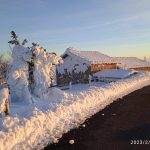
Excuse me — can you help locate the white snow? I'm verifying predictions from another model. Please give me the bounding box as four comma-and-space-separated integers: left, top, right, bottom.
0, 72, 149, 150
32, 47, 63, 99
146, 58, 150, 63
62, 82, 107, 93
63, 47, 115, 64
7, 45, 63, 103
115, 57, 150, 68
57, 47, 116, 74
57, 51, 89, 74
57, 48, 150, 75
7, 45, 32, 104
69, 139, 75, 144
93, 69, 137, 79
82, 124, 86, 127
1, 44, 150, 150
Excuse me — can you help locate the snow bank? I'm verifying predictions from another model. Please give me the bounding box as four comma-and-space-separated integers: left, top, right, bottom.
93, 69, 137, 79
0, 73, 150, 150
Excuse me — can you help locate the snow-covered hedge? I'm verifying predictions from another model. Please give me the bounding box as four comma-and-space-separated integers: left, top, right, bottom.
0, 73, 150, 150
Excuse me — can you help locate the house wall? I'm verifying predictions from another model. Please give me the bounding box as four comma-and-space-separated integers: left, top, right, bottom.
90, 63, 118, 73
131, 67, 150, 71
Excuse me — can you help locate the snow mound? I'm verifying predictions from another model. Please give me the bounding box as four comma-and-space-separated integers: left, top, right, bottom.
0, 73, 150, 150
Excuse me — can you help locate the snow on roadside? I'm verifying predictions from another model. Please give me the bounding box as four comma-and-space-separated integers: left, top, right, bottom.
0, 72, 150, 150
93, 69, 137, 79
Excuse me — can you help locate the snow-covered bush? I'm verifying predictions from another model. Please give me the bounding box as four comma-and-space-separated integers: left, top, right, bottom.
7, 45, 33, 104
7, 31, 63, 104
32, 46, 63, 98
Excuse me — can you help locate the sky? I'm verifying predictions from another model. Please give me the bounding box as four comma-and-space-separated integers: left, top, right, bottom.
0, 0, 150, 59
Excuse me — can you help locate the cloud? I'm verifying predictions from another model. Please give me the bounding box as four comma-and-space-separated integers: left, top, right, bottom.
23, 13, 148, 39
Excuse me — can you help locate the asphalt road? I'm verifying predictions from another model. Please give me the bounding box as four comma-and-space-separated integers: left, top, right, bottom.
45, 85, 150, 150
